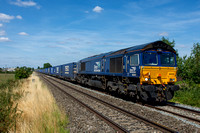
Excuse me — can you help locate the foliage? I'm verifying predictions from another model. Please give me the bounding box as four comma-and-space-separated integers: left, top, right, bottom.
178, 43, 200, 84
43, 63, 52, 69
0, 80, 22, 132
161, 37, 179, 56
15, 67, 33, 79
161, 37, 175, 48
171, 81, 200, 107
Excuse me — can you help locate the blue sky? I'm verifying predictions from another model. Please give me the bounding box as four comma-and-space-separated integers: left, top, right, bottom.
0, 0, 200, 68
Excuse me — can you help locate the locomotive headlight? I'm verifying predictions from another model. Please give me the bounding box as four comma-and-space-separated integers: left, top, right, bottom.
170, 78, 175, 82
145, 78, 148, 81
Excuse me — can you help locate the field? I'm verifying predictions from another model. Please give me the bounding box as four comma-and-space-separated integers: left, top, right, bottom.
0, 73, 15, 85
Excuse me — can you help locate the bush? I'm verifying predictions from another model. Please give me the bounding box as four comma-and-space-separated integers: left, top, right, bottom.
171, 81, 200, 107
15, 67, 32, 80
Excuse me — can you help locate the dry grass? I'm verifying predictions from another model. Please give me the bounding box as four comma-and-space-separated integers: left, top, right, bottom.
11, 73, 69, 133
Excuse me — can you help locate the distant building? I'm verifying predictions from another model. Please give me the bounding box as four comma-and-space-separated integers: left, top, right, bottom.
7, 68, 15, 72
1, 68, 16, 72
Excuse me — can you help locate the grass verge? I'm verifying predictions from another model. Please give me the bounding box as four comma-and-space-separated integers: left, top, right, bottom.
10, 73, 69, 133
170, 81, 200, 107
0, 79, 23, 132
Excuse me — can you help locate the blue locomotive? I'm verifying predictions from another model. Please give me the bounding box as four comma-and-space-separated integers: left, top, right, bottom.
38, 41, 179, 102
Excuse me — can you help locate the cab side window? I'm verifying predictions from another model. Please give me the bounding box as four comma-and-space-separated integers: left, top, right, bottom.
130, 54, 139, 66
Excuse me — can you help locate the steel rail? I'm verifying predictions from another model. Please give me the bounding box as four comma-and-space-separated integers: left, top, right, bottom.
41, 76, 129, 133
42, 74, 178, 133
166, 103, 200, 115
144, 104, 200, 124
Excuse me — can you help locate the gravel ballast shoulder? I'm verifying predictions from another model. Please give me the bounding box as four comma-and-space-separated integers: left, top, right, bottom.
42, 77, 116, 132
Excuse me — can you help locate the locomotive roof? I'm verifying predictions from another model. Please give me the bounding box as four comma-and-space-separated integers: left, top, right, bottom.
80, 40, 176, 62
126, 40, 176, 53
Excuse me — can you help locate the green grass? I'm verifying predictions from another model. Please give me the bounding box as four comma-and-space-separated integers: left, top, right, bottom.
0, 73, 15, 85
170, 81, 200, 107
41, 103, 69, 133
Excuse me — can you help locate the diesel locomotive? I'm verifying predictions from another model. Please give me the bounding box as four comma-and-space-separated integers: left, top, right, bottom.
38, 41, 179, 102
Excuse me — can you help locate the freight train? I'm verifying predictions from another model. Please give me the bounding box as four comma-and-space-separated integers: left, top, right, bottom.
37, 41, 179, 102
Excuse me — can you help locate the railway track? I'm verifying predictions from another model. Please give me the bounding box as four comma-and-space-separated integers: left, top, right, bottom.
41, 75, 128, 133
59, 75, 200, 124
40, 74, 177, 133
144, 104, 200, 124
166, 103, 200, 115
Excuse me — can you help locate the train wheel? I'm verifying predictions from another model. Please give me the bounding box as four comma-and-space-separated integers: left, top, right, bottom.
164, 90, 174, 101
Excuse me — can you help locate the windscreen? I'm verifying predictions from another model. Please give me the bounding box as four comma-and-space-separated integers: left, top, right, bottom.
161, 53, 175, 66
143, 52, 158, 65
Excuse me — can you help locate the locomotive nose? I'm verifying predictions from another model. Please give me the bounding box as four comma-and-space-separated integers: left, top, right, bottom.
141, 66, 177, 85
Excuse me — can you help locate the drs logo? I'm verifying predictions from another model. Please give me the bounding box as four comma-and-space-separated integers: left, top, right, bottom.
65, 66, 69, 74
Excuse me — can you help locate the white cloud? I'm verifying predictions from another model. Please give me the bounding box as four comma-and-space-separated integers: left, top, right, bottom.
16, 15, 22, 19
93, 6, 103, 13
0, 13, 15, 22
10, 0, 39, 8
159, 32, 169, 36
18, 32, 29, 36
0, 30, 6, 36
0, 37, 10, 42
0, 23, 3, 27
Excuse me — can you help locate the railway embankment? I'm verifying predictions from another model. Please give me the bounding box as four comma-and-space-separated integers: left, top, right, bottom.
0, 72, 69, 133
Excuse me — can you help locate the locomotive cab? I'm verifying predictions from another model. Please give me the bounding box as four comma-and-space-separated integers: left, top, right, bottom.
141, 50, 177, 84
138, 49, 179, 102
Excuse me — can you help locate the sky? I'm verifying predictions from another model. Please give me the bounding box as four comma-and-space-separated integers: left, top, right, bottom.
0, 0, 200, 68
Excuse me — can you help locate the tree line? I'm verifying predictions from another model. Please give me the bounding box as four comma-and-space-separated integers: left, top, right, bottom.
37, 63, 52, 69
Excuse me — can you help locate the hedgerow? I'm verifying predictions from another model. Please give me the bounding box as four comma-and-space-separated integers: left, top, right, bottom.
0, 80, 23, 132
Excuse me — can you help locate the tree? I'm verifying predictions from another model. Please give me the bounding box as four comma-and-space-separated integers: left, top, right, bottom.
43, 63, 52, 69
187, 43, 200, 83
161, 37, 178, 55
15, 67, 33, 79
161, 37, 175, 48
177, 42, 200, 84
